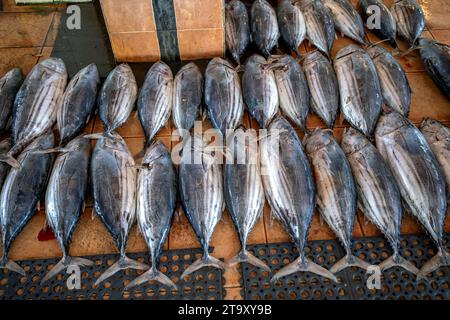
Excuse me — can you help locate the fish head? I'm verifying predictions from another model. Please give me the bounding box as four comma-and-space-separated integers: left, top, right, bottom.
335, 44, 364, 61
151, 61, 173, 80
39, 57, 67, 75
81, 63, 100, 83
375, 110, 410, 137
303, 50, 326, 67
366, 45, 388, 60
420, 118, 448, 143
304, 128, 335, 154
179, 62, 200, 75
143, 140, 170, 165
341, 127, 371, 156
246, 54, 267, 68
418, 37, 436, 49
98, 132, 128, 152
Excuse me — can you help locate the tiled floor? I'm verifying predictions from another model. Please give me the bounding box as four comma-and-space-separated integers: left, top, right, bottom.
0, 0, 449, 300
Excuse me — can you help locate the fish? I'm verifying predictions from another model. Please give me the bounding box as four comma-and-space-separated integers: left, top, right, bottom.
375, 110, 448, 278
420, 118, 450, 199
268, 54, 310, 131
0, 139, 11, 188
173, 62, 203, 133
41, 135, 93, 284
204, 58, 244, 136
98, 64, 137, 135
224, 127, 269, 272
277, 0, 306, 54
1, 58, 66, 168
303, 50, 339, 128
359, 0, 397, 47
57, 64, 100, 146
179, 134, 225, 277
225, 0, 250, 65
242, 54, 278, 128
342, 127, 419, 274
367, 45, 411, 116
334, 45, 382, 136
138, 62, 173, 145
305, 128, 370, 273
260, 117, 336, 281
323, 0, 366, 44
300, 0, 335, 56
250, 0, 279, 56
418, 38, 450, 100
0, 132, 55, 275
0, 68, 23, 136
91, 133, 147, 285
126, 141, 177, 290
390, 0, 425, 45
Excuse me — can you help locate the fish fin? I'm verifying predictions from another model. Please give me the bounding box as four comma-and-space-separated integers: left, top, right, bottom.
94, 255, 149, 286
0, 258, 26, 276
271, 256, 337, 283
41, 256, 94, 285
181, 253, 225, 278
228, 249, 271, 272
417, 249, 450, 280
0, 154, 20, 169
379, 253, 419, 275
330, 253, 371, 273
83, 133, 104, 140
125, 267, 177, 290
30, 147, 70, 154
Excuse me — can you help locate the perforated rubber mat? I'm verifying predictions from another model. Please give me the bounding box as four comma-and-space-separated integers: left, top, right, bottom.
242, 233, 450, 300
0, 248, 225, 300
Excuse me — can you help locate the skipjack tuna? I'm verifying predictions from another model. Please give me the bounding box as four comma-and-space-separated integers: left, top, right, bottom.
305, 129, 370, 274
375, 111, 448, 278
359, 0, 397, 47
225, 0, 250, 65
342, 127, 419, 274
0, 68, 23, 136
0, 139, 11, 188
251, 0, 280, 56
277, 0, 306, 55
390, 0, 425, 45
261, 117, 337, 281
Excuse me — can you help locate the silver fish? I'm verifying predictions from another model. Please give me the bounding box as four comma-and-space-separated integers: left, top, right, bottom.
126, 141, 177, 290
225, 0, 250, 65
261, 117, 336, 281
391, 0, 425, 45
205, 58, 244, 136
91, 133, 147, 285
41, 135, 93, 284
303, 50, 339, 128
242, 54, 278, 128
98, 64, 137, 134
0, 139, 11, 188
138, 62, 173, 145
173, 62, 203, 133
224, 127, 269, 271
367, 45, 411, 116
375, 111, 448, 278
359, 0, 397, 47
0, 68, 23, 136
342, 127, 419, 274
0, 132, 55, 275
277, 0, 306, 54
334, 45, 382, 136
251, 0, 280, 56
305, 129, 370, 273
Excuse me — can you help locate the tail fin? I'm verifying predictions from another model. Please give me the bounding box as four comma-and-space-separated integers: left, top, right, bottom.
228, 249, 271, 272
379, 253, 419, 275
271, 256, 337, 283
41, 256, 94, 285
330, 253, 371, 274
417, 248, 450, 280
94, 255, 148, 286
0, 154, 20, 169
125, 266, 177, 290
0, 257, 26, 276
181, 253, 225, 279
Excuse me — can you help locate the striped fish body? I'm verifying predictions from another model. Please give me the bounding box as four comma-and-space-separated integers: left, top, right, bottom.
173, 63, 203, 132
225, 0, 250, 65
271, 55, 310, 131
334, 45, 382, 136
0, 68, 23, 136
300, 0, 335, 56
242, 55, 278, 128
359, 0, 397, 47
58, 64, 99, 146
0, 139, 11, 188
91, 133, 137, 255
324, 0, 366, 44
45, 136, 91, 254
277, 0, 306, 53
367, 45, 411, 116
420, 118, 450, 199
98, 64, 137, 134
251, 0, 279, 56
418, 38, 450, 100
303, 51, 339, 128
11, 58, 66, 155
205, 58, 244, 136
375, 111, 447, 247
138, 62, 173, 144
391, 0, 425, 45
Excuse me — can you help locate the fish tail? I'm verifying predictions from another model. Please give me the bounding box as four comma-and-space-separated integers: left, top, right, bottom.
0, 256, 26, 276
125, 266, 177, 290
41, 256, 94, 285
270, 256, 337, 283
180, 252, 225, 279
0, 153, 20, 169
379, 252, 419, 275
330, 253, 371, 274
417, 248, 450, 280
228, 249, 271, 272
94, 255, 148, 286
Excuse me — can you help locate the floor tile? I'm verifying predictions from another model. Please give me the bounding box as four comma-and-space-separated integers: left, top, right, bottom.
225, 286, 243, 300
0, 47, 39, 75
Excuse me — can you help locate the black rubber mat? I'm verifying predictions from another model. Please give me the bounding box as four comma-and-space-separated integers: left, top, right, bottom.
242, 233, 449, 300
0, 248, 225, 300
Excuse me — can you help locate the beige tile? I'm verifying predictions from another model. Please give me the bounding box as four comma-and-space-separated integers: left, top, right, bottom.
168, 208, 200, 250
100, 0, 156, 33
173, 0, 223, 30
419, 0, 450, 30
429, 29, 450, 44
109, 32, 160, 62
224, 287, 243, 300
45, 10, 62, 47
178, 29, 224, 61
0, 47, 39, 76
1, 0, 58, 12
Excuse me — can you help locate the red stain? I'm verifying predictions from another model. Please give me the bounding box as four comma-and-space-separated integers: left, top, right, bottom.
38, 225, 56, 241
